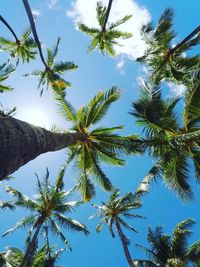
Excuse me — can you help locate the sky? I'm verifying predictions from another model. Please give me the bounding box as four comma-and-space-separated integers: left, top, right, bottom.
0, 0, 200, 266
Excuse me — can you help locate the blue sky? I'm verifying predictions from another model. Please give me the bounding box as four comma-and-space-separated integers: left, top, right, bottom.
0, 0, 200, 266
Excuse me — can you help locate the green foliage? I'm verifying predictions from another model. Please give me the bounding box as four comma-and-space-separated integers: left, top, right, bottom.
78, 1, 132, 56
130, 75, 200, 200
23, 38, 78, 94
0, 62, 15, 93
0, 28, 37, 64
0, 245, 64, 267
137, 8, 200, 84
2, 168, 89, 254
133, 219, 200, 266
91, 189, 145, 241
55, 86, 138, 201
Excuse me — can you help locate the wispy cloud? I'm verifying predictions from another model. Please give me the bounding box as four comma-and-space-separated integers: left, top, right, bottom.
31, 9, 41, 17
67, 0, 151, 61
167, 82, 186, 97
47, 0, 60, 10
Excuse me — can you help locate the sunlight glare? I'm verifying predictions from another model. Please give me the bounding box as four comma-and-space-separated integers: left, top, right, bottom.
16, 106, 52, 129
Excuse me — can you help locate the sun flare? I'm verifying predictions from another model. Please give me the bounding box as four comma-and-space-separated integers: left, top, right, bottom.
16, 107, 51, 129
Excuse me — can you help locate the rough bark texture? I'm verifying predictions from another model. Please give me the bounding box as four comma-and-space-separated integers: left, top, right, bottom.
116, 219, 134, 267
0, 113, 86, 180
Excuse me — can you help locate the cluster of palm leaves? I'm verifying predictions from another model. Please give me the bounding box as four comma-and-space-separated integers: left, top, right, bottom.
133, 219, 200, 266
1, 167, 88, 267
129, 72, 200, 200
137, 8, 200, 84
23, 37, 78, 95
55, 86, 138, 201
78, 1, 132, 56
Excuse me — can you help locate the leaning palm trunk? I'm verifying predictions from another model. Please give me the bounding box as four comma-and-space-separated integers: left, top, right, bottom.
169, 25, 200, 55
19, 216, 45, 267
116, 219, 134, 267
0, 113, 86, 180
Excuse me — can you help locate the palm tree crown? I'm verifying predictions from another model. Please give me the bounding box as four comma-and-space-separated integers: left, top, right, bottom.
137, 8, 200, 84
130, 74, 200, 200
55, 87, 137, 201
91, 189, 145, 267
91, 189, 144, 236
2, 168, 89, 266
0, 27, 37, 64
78, 1, 132, 56
133, 219, 200, 266
24, 38, 78, 95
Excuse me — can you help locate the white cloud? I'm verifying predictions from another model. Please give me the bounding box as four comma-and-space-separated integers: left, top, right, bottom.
31, 9, 41, 17
47, 0, 60, 10
116, 56, 126, 69
67, 0, 151, 60
167, 82, 186, 97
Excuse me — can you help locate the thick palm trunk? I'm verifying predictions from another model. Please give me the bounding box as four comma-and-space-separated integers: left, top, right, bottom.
102, 0, 114, 32
19, 216, 45, 267
116, 220, 134, 267
169, 25, 200, 55
0, 113, 86, 180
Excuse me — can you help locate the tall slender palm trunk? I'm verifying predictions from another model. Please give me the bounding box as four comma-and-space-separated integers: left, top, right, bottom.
169, 25, 200, 55
102, 0, 114, 32
22, 0, 48, 68
19, 216, 45, 267
0, 15, 19, 42
115, 219, 134, 267
0, 113, 86, 180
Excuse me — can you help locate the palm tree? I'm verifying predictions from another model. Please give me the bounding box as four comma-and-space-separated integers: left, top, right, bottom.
133, 219, 200, 266
21, 0, 77, 94
23, 37, 78, 95
129, 74, 200, 200
137, 8, 200, 84
0, 245, 64, 267
0, 14, 37, 64
78, 1, 132, 56
0, 87, 135, 186
0, 62, 15, 93
2, 167, 89, 267
91, 189, 145, 267
56, 86, 137, 200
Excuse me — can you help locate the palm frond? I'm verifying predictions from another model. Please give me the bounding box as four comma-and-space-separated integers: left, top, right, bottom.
54, 213, 89, 235
49, 218, 72, 251
2, 216, 37, 237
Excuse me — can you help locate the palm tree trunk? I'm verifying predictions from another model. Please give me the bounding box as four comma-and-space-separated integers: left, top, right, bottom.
115, 219, 134, 267
135, 160, 161, 197
22, 0, 48, 69
19, 216, 45, 267
0, 15, 19, 42
102, 0, 114, 32
169, 25, 200, 55
0, 113, 86, 180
